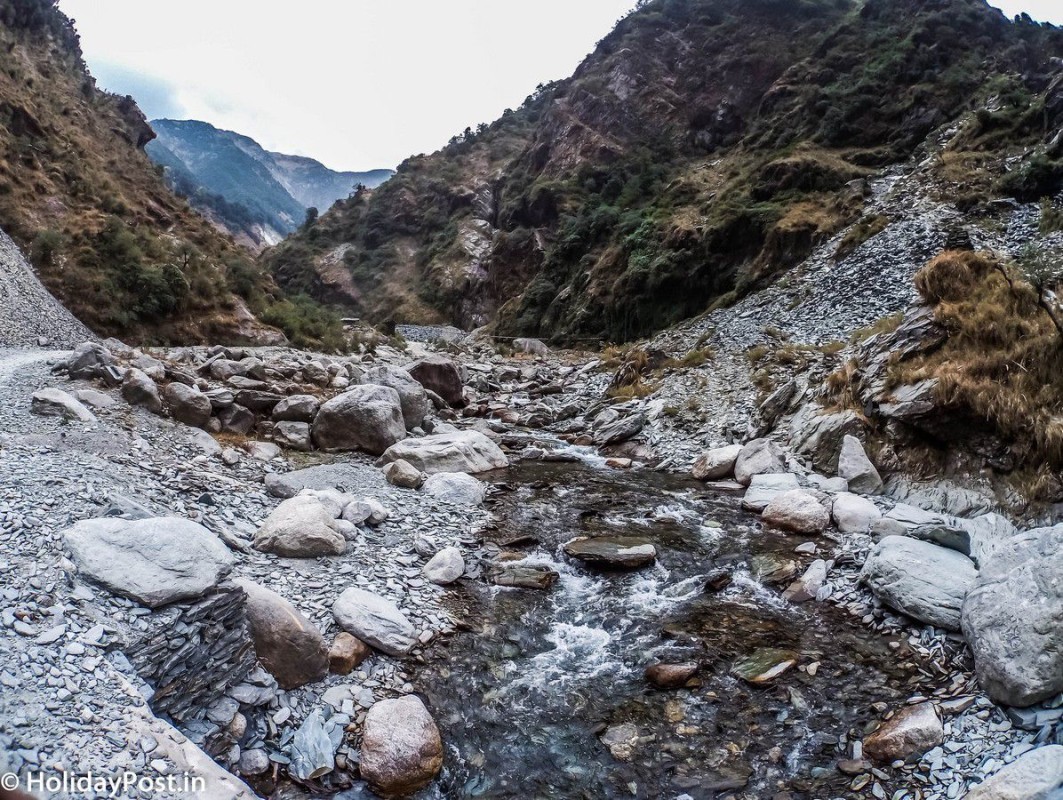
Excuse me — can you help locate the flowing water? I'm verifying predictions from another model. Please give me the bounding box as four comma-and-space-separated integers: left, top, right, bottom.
417, 457, 934, 799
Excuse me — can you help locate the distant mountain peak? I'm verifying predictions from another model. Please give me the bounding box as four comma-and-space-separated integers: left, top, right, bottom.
147, 119, 393, 249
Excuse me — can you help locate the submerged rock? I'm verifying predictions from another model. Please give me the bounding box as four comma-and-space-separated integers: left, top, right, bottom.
862, 702, 943, 763
488, 562, 559, 590
601, 723, 640, 761
563, 536, 657, 569
360, 695, 443, 796
645, 662, 698, 689
732, 648, 798, 685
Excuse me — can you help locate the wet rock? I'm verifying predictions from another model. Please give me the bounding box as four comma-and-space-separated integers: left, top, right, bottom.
423, 547, 465, 585
31, 388, 96, 423
289, 709, 336, 781
121, 367, 163, 414
831, 492, 882, 533
162, 382, 212, 428
63, 517, 233, 608
750, 553, 799, 585
732, 648, 797, 685
862, 702, 943, 763
601, 723, 640, 761
253, 496, 347, 558
645, 662, 698, 689
329, 632, 371, 675
232, 579, 328, 690
963, 524, 1063, 707
861, 536, 976, 631
378, 431, 508, 474
407, 355, 465, 407
360, 695, 443, 796
692, 444, 743, 481
421, 472, 486, 505
734, 438, 787, 486
762, 490, 830, 535
704, 568, 733, 592
383, 459, 426, 489
488, 562, 559, 590
362, 365, 430, 430
563, 536, 657, 569
271, 394, 320, 423
333, 587, 417, 656
312, 384, 407, 455
741, 472, 801, 512
836, 435, 883, 494
783, 559, 828, 603
965, 744, 1063, 799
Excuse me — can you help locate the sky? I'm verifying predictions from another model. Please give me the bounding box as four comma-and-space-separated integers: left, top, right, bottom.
57, 1, 1062, 173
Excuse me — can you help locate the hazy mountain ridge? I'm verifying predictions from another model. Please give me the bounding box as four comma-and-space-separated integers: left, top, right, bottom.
265, 0, 1063, 342
148, 118, 392, 248
0, 0, 286, 344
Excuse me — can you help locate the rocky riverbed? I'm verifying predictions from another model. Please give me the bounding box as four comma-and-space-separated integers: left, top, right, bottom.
0, 334, 1060, 800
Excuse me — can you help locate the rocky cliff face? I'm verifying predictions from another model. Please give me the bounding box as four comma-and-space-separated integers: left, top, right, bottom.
266, 0, 1063, 343
148, 119, 393, 249
0, 0, 284, 345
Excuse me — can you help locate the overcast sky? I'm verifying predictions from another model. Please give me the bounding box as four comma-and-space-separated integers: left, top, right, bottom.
58, 0, 1062, 173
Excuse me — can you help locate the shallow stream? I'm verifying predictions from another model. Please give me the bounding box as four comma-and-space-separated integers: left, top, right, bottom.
418, 458, 934, 799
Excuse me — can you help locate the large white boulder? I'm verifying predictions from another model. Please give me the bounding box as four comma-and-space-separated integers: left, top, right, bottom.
421, 472, 486, 505
836, 435, 883, 494
311, 384, 406, 455
63, 517, 233, 608
761, 490, 830, 535
253, 496, 347, 557
378, 431, 508, 474
691, 444, 743, 481
861, 536, 977, 631
832, 492, 882, 533
962, 524, 1063, 707
734, 438, 786, 486
333, 587, 417, 656
360, 695, 443, 795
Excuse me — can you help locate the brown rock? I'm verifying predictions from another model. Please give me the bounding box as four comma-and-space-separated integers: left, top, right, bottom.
360, 695, 443, 796
407, 355, 465, 407
863, 702, 943, 763
232, 578, 328, 690
645, 662, 698, 689
329, 632, 370, 675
